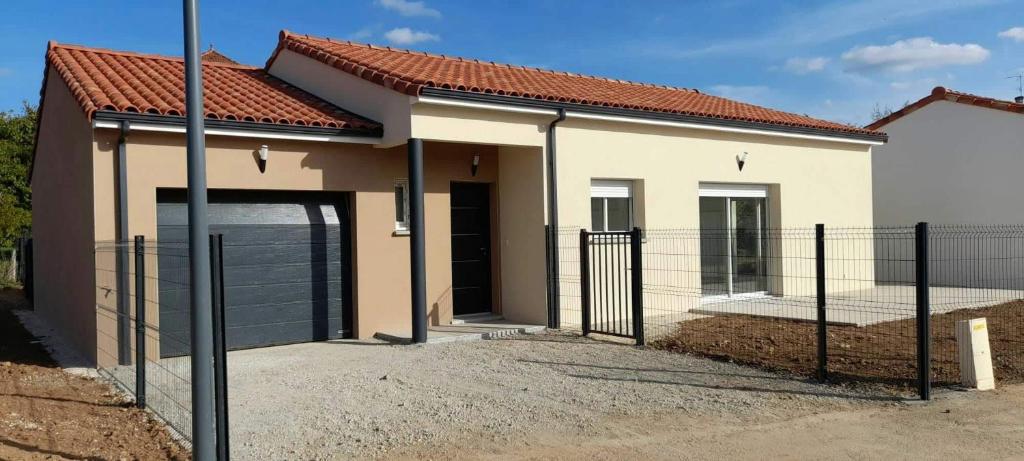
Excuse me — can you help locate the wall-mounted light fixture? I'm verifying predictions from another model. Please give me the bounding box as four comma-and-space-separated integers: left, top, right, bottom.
736, 151, 748, 171
471, 154, 480, 177
258, 145, 269, 173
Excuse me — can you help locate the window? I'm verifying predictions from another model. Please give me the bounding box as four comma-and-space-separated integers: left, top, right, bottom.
590, 180, 633, 232
394, 180, 410, 233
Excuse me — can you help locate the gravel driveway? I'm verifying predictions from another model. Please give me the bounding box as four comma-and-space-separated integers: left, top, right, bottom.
228, 331, 895, 459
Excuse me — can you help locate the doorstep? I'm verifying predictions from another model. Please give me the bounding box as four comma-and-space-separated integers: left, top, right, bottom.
373, 319, 546, 345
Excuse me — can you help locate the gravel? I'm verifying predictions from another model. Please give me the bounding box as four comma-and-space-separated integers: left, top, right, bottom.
228, 331, 896, 460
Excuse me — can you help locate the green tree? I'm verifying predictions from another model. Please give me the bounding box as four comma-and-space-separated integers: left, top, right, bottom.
0, 103, 36, 247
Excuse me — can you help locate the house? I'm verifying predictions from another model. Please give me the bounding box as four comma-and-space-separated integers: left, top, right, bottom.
869, 86, 1024, 288
31, 31, 886, 367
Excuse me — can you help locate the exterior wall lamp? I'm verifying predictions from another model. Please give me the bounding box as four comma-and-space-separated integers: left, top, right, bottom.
258, 145, 269, 173
471, 154, 480, 177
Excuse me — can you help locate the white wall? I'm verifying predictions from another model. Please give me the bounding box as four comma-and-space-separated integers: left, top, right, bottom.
873, 100, 1024, 226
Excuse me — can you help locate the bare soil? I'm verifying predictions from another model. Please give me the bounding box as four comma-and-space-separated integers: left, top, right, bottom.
652, 300, 1024, 387
0, 289, 189, 460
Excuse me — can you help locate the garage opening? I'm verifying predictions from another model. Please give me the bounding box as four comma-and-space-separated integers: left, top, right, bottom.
156, 190, 353, 357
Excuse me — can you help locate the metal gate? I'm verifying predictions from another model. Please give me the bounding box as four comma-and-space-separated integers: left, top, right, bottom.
579, 228, 645, 345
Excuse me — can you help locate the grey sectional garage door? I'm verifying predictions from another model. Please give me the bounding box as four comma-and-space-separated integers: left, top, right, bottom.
157, 190, 352, 357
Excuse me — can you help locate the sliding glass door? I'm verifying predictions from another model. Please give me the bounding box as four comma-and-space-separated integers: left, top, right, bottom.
699, 188, 769, 298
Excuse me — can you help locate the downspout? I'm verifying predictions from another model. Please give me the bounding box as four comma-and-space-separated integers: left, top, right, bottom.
545, 109, 567, 329
116, 120, 131, 365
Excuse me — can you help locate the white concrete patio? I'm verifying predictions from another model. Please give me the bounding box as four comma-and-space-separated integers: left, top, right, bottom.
691, 285, 1022, 326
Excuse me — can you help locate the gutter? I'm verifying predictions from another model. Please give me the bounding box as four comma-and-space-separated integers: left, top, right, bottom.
545, 108, 567, 329
417, 89, 887, 145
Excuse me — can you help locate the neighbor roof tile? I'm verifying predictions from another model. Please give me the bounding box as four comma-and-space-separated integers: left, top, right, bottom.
45, 41, 381, 132
270, 30, 879, 138
866, 86, 1024, 130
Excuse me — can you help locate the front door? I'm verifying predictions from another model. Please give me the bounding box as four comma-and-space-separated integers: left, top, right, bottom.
450, 182, 493, 315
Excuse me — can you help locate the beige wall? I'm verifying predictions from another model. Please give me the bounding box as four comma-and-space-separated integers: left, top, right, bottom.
268, 50, 412, 147
31, 68, 98, 365
89, 129, 516, 366
496, 146, 548, 324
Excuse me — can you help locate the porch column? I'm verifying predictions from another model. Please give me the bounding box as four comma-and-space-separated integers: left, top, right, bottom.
408, 138, 428, 343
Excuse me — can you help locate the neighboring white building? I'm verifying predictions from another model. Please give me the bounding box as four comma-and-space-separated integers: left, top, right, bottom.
870, 87, 1024, 288
870, 87, 1024, 226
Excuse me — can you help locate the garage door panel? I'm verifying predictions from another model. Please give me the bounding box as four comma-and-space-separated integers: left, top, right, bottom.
157, 191, 352, 357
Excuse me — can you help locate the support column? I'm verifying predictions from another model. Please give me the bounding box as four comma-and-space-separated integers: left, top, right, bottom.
408, 138, 428, 343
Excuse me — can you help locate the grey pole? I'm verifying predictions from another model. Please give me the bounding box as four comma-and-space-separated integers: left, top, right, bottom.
408, 138, 427, 343
183, 0, 215, 458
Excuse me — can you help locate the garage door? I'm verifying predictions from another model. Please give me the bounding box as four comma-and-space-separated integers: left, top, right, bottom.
156, 190, 353, 357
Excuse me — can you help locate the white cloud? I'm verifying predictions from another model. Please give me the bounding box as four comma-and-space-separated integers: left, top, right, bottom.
889, 77, 938, 91
348, 27, 375, 41
841, 37, 989, 73
375, 0, 441, 18
998, 26, 1024, 42
383, 28, 440, 45
782, 57, 829, 74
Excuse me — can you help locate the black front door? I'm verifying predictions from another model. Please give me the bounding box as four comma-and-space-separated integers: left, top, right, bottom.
450, 182, 492, 315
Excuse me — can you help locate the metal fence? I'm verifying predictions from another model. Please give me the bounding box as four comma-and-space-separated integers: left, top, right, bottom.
95, 235, 231, 452
555, 224, 1024, 398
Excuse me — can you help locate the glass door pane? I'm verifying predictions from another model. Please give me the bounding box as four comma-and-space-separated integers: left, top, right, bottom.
730, 197, 768, 294
699, 197, 730, 296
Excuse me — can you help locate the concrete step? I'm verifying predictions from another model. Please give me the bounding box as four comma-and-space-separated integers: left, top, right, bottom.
451, 313, 503, 325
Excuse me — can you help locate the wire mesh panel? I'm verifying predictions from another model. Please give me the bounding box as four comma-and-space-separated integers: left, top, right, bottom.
927, 226, 1024, 385
95, 240, 193, 444
643, 228, 821, 377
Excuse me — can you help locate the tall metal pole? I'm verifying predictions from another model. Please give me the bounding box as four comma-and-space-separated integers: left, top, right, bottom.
408, 138, 427, 343
183, 0, 215, 458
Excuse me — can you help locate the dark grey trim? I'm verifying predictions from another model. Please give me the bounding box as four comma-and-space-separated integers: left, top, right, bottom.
408, 138, 427, 343
116, 121, 131, 365
420, 88, 887, 143
93, 110, 384, 138
545, 109, 566, 329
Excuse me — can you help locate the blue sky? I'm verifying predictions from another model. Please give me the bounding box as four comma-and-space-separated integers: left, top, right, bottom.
1, 0, 1022, 126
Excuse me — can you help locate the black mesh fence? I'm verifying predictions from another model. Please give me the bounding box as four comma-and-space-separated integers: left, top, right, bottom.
95, 240, 193, 444
556, 224, 1024, 392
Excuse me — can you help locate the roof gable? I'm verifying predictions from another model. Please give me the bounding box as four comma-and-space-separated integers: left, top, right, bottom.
43, 41, 381, 133
268, 30, 880, 139
867, 87, 1024, 130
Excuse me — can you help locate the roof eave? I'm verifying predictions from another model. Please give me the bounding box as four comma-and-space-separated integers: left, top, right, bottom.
421, 88, 888, 144
92, 110, 383, 139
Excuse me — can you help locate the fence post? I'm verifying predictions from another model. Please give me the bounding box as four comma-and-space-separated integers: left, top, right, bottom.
579, 229, 591, 337
630, 227, 645, 346
209, 234, 230, 460
815, 224, 827, 383
915, 222, 931, 401
133, 235, 146, 409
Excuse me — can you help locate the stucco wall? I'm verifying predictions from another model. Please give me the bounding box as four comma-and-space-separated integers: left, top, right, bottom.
267, 49, 412, 147
873, 101, 1024, 226
872, 100, 1024, 288
497, 146, 547, 324
89, 130, 510, 365
31, 69, 99, 364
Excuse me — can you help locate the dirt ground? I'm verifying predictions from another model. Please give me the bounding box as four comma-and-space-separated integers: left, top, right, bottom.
389, 384, 1024, 460
0, 289, 188, 460
652, 300, 1024, 387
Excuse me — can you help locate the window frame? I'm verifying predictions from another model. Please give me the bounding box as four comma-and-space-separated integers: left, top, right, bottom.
394, 179, 410, 234
590, 180, 634, 233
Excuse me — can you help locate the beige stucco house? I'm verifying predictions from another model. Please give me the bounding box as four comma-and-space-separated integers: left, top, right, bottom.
31, 31, 886, 366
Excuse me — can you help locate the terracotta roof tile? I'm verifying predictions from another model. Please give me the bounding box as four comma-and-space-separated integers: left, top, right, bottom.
201, 47, 238, 65
866, 86, 1024, 130
45, 41, 381, 132
270, 30, 878, 138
